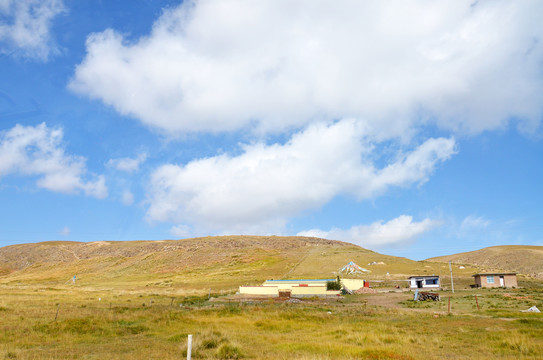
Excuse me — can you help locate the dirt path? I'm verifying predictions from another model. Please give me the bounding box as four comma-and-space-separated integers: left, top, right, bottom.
281, 247, 318, 278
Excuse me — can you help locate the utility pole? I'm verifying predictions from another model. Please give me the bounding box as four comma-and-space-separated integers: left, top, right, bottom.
448, 261, 455, 294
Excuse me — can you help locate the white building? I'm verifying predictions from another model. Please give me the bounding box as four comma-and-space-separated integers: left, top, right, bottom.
408, 275, 440, 289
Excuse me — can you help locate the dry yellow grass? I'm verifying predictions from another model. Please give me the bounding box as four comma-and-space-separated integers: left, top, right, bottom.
0, 285, 542, 359
1, 237, 542, 359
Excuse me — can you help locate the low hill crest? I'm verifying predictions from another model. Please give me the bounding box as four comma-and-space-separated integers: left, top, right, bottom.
0, 236, 352, 271
427, 245, 543, 278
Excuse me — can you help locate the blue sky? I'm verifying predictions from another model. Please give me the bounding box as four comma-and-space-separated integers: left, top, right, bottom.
1, 0, 542, 260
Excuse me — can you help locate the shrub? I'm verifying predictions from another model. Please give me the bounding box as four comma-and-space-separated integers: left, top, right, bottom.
216, 343, 244, 359
327, 277, 342, 291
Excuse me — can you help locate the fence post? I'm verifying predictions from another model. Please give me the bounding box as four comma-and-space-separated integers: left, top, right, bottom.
448, 296, 451, 314
54, 304, 60, 321
187, 334, 192, 360
475, 295, 480, 310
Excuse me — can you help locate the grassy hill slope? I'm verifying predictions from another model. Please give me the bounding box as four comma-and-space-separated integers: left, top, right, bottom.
427, 245, 543, 278
0, 236, 482, 293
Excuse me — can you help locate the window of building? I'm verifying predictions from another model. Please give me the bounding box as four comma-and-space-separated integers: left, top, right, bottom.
486, 275, 494, 283
425, 278, 438, 285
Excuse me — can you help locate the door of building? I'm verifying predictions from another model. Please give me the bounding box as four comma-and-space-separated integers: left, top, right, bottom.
499, 276, 504, 287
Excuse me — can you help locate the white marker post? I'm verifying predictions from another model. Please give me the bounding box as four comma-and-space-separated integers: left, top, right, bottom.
187, 334, 192, 360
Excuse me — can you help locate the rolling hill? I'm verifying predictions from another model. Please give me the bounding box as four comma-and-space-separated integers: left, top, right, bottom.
0, 236, 504, 293
427, 245, 543, 278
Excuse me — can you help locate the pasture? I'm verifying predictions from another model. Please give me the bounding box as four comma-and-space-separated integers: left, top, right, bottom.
1, 284, 542, 359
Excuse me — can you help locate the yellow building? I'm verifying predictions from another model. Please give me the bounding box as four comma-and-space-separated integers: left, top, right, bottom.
239, 278, 362, 297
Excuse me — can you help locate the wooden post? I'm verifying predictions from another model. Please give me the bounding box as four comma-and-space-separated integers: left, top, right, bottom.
187, 334, 193, 360
170, 297, 175, 307
475, 295, 480, 310
448, 296, 451, 313
54, 304, 60, 321
448, 261, 454, 294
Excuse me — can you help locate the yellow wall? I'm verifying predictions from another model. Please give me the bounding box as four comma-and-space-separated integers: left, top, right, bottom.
341, 279, 365, 291
268, 284, 327, 291
291, 286, 340, 296
239, 286, 278, 295
262, 280, 329, 289
291, 285, 327, 295
240, 285, 340, 296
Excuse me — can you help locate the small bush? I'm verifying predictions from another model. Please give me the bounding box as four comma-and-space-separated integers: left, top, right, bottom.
216, 343, 244, 359
327, 277, 342, 291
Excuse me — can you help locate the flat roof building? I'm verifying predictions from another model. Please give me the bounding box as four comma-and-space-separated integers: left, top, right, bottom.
472, 273, 517, 288
408, 275, 440, 289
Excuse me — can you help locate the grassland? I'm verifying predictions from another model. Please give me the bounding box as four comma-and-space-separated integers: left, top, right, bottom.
1, 237, 542, 359
0, 284, 542, 359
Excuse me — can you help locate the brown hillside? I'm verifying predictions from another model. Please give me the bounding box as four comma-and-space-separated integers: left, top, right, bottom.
0, 236, 362, 291
0, 236, 348, 271
0, 236, 482, 293
427, 245, 543, 278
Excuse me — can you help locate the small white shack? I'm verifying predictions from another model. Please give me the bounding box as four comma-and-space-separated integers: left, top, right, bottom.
408, 275, 440, 289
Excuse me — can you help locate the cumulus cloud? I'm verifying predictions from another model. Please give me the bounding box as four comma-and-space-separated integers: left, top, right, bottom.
107, 153, 147, 173
0, 123, 107, 198
146, 120, 455, 232
297, 215, 441, 247
0, 0, 65, 60
70, 1, 543, 135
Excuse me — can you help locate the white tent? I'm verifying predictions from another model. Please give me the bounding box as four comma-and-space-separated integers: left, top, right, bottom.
339, 261, 370, 274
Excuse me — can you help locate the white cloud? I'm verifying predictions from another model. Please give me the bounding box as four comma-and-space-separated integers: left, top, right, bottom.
297, 215, 441, 247
0, 0, 65, 60
121, 190, 134, 205
70, 1, 543, 135
146, 120, 455, 232
0, 123, 107, 198
107, 153, 147, 173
